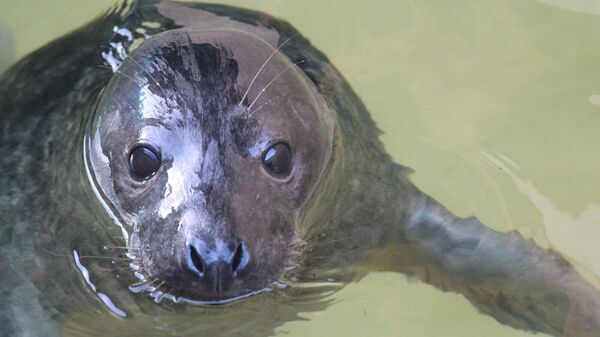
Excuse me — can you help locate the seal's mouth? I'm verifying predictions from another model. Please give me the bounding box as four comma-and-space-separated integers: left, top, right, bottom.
122, 237, 305, 305
127, 271, 271, 305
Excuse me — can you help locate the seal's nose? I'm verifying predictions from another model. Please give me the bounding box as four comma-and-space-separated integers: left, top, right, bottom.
184, 239, 250, 294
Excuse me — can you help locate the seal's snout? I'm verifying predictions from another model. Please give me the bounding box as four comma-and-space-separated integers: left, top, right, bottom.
184, 239, 250, 294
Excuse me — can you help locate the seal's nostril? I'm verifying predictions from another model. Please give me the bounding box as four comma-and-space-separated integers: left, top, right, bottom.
231, 241, 249, 275
187, 244, 204, 277
184, 239, 249, 291
232, 243, 243, 273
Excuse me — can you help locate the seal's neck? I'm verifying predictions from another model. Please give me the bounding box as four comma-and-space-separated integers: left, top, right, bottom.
299, 136, 414, 281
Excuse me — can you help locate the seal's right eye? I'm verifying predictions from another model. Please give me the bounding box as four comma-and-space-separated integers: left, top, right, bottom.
128, 146, 161, 180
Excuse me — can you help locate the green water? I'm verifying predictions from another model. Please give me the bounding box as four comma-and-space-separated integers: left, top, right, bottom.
2, 1, 599, 336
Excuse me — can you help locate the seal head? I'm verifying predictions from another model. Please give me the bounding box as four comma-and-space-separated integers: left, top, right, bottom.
86, 28, 334, 302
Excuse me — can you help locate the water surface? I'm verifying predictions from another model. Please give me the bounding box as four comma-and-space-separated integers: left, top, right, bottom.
1, 1, 599, 336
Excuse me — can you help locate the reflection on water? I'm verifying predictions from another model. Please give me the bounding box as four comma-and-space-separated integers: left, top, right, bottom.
0, 23, 13, 73
1, 1, 599, 337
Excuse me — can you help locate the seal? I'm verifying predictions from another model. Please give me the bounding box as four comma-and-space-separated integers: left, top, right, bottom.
87, 27, 334, 302
1, 2, 599, 337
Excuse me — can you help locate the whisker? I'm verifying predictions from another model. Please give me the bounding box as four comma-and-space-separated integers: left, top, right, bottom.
151, 280, 166, 294
96, 64, 115, 72
248, 98, 272, 117
111, 264, 135, 272
153, 291, 166, 303
161, 288, 175, 301
126, 56, 170, 99
38, 247, 70, 258
129, 279, 152, 288
77, 256, 132, 261
103, 245, 139, 250
313, 237, 352, 246
238, 33, 298, 107
96, 65, 152, 96
129, 277, 159, 293
118, 256, 141, 263
247, 59, 308, 110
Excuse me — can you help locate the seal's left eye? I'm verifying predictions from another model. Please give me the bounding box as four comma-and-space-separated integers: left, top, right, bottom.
262, 142, 292, 178
128, 146, 161, 180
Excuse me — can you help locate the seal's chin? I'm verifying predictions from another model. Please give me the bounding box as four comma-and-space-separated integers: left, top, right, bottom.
122, 219, 304, 304
126, 245, 277, 305
164, 288, 271, 306
127, 268, 272, 305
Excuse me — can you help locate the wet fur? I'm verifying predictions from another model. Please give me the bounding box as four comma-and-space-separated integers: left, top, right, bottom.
1, 1, 599, 337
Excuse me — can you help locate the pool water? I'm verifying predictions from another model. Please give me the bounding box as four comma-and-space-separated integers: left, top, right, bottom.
1, 1, 599, 336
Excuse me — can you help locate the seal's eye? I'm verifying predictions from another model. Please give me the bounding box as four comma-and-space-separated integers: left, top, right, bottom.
262, 142, 292, 178
128, 146, 161, 180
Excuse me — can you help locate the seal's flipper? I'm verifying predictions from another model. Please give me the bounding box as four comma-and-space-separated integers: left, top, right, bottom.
396, 189, 600, 336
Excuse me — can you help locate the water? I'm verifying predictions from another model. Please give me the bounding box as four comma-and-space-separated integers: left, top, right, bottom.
1, 1, 599, 336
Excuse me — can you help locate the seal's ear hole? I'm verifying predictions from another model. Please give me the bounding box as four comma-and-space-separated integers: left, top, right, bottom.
262, 142, 292, 178
128, 146, 161, 181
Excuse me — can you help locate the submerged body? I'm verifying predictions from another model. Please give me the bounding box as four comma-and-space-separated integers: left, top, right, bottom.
1, 1, 599, 336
